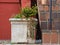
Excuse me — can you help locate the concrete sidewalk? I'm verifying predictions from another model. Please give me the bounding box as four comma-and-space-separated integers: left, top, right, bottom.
0, 44, 41, 45
0, 44, 60, 45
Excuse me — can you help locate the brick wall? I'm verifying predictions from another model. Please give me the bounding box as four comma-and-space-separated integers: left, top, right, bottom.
37, 0, 60, 44
42, 30, 60, 44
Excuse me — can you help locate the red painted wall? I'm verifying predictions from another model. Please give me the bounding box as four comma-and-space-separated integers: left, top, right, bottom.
0, 0, 20, 40
0, 0, 31, 40
21, 0, 31, 8
0, 0, 19, 2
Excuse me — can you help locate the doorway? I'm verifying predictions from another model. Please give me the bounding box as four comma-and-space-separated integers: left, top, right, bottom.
31, 0, 42, 43
0, 0, 20, 40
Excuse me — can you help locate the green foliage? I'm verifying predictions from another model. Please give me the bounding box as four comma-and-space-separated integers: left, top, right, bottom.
14, 14, 22, 18
32, 5, 38, 16
22, 7, 32, 18
22, 6, 38, 18
12, 6, 38, 19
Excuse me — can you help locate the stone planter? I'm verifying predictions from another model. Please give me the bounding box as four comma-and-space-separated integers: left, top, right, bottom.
9, 18, 37, 43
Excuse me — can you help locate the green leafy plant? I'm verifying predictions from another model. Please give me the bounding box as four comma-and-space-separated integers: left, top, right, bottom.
32, 5, 38, 16
12, 6, 38, 19
14, 13, 22, 18
22, 6, 38, 18
22, 7, 32, 18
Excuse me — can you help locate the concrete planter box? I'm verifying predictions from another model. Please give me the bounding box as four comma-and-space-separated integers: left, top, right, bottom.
9, 18, 37, 43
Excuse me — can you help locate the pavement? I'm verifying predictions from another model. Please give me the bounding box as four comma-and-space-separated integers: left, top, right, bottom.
0, 40, 60, 45
0, 44, 60, 45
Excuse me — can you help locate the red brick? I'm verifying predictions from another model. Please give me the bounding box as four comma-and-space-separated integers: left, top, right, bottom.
42, 33, 50, 43
51, 32, 58, 44
58, 33, 60, 44
43, 6, 48, 11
